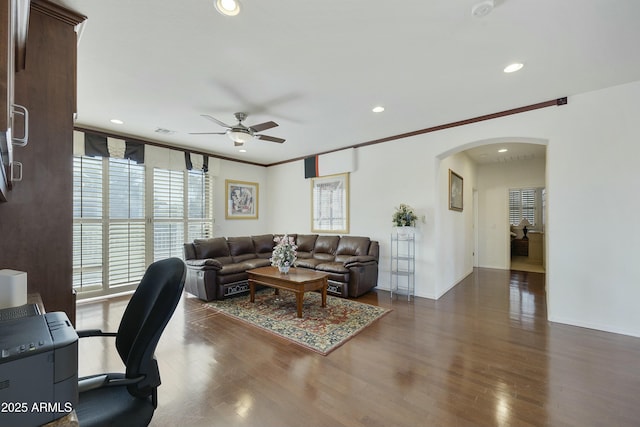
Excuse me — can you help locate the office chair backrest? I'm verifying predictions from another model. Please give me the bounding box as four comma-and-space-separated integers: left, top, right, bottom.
115, 257, 186, 398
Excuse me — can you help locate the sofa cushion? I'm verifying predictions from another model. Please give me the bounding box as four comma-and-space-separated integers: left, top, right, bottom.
334, 236, 371, 263
313, 235, 340, 261
218, 262, 249, 275
252, 234, 274, 259
241, 258, 272, 270
295, 234, 318, 259
228, 236, 256, 262
294, 258, 325, 269
194, 237, 232, 264
315, 261, 349, 274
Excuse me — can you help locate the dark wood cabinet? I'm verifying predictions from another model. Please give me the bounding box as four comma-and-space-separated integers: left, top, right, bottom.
0, 0, 85, 323
1, 0, 30, 201
512, 238, 529, 257
0, 0, 13, 133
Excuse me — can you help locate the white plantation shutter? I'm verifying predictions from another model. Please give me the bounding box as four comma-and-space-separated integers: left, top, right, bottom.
187, 170, 212, 242
509, 188, 537, 226
73, 144, 214, 298
153, 168, 185, 260
73, 156, 103, 291
521, 190, 535, 225
107, 159, 146, 287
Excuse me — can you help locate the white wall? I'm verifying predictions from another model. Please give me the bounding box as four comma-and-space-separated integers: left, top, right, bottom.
213, 79, 640, 337
213, 160, 269, 237
434, 153, 477, 298
545, 82, 640, 337
477, 156, 546, 269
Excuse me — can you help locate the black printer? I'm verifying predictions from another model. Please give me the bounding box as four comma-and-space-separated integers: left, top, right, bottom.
0, 311, 78, 426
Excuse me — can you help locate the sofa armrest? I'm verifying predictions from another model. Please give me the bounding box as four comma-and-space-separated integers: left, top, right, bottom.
343, 255, 377, 268
346, 262, 379, 298
185, 258, 223, 270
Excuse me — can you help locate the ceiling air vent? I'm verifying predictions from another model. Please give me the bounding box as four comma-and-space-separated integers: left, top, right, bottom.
154, 127, 176, 135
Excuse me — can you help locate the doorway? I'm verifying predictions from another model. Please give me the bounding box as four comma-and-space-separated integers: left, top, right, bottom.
509, 187, 545, 273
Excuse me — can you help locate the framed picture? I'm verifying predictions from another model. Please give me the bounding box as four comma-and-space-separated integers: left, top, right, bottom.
226, 179, 258, 219
311, 173, 349, 233
449, 169, 463, 212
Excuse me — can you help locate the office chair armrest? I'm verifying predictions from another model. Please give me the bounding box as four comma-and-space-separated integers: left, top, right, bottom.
77, 329, 118, 338
79, 373, 146, 393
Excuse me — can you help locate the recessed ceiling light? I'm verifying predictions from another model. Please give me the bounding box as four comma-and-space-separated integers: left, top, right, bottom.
498, 148, 508, 153
471, 0, 494, 18
110, 119, 124, 125
215, 0, 240, 16
503, 63, 524, 73
372, 106, 385, 113
239, 149, 247, 153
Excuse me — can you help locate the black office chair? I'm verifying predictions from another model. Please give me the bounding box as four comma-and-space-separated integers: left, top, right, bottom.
75, 257, 186, 427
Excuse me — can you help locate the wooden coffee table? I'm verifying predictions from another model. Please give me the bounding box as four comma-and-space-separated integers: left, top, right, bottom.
247, 266, 328, 318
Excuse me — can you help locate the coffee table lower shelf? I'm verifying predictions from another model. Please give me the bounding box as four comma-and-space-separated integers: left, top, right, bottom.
247, 267, 328, 318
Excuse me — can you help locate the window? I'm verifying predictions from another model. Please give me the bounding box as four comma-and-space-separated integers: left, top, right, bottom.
311, 173, 349, 233
187, 170, 213, 242
73, 156, 103, 292
509, 188, 541, 226
108, 158, 146, 288
73, 155, 213, 298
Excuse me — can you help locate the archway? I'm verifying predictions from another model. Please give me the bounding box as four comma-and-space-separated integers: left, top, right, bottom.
436, 137, 548, 274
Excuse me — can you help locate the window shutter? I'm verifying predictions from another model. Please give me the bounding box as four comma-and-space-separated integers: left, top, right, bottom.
73, 156, 104, 291
73, 144, 214, 298
187, 170, 212, 242
107, 159, 146, 287
153, 168, 185, 260
521, 189, 536, 225
509, 188, 537, 226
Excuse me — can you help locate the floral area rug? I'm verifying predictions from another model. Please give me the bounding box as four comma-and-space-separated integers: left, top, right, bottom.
205, 289, 391, 355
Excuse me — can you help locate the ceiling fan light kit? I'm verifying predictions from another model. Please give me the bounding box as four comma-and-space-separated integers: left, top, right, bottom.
229, 130, 250, 144
189, 112, 285, 147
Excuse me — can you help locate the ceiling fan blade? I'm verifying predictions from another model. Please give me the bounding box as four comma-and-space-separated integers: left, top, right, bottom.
189, 132, 227, 135
255, 134, 285, 143
249, 121, 278, 133
201, 114, 231, 128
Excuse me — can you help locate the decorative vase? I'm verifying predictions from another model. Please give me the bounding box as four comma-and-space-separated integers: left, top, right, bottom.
278, 265, 290, 274
395, 226, 415, 237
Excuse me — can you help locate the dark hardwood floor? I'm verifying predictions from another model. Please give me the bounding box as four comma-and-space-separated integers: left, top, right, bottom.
76, 268, 640, 426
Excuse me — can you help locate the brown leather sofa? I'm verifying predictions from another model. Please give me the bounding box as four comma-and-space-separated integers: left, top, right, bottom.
183, 234, 379, 301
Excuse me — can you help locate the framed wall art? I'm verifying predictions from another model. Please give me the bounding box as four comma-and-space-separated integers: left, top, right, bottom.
311, 173, 349, 233
226, 179, 258, 219
449, 169, 463, 212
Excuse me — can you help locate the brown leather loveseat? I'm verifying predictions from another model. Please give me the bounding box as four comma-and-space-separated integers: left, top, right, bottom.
183, 234, 379, 301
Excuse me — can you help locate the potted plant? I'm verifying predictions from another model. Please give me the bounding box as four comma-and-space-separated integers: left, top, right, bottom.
392, 204, 418, 236
270, 234, 298, 273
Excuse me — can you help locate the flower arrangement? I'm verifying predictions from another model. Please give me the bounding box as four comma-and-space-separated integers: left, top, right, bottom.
392, 203, 418, 227
270, 234, 297, 271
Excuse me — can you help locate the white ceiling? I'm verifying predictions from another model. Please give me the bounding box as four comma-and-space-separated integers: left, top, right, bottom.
54, 0, 640, 165
464, 142, 547, 164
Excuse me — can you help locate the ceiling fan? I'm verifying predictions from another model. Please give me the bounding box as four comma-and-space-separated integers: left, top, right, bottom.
189, 112, 285, 146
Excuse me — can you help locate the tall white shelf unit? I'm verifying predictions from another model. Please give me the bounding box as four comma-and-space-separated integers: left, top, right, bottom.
390, 231, 415, 301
